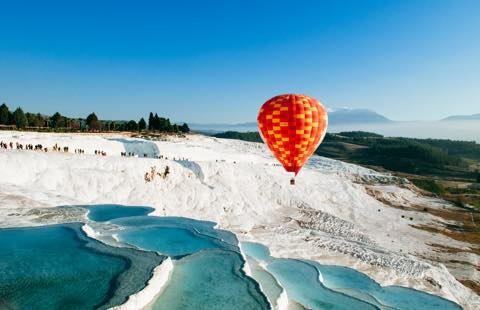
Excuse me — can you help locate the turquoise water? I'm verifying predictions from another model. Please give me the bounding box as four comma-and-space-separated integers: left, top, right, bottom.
241, 242, 462, 310
311, 262, 462, 310
85, 209, 270, 309
0, 223, 163, 310
110, 215, 239, 247
84, 204, 154, 222
108, 217, 269, 309
244, 256, 283, 308
110, 216, 237, 257
119, 226, 223, 256
1, 205, 463, 310
241, 241, 274, 262
268, 258, 377, 310
108, 138, 160, 157
153, 250, 268, 310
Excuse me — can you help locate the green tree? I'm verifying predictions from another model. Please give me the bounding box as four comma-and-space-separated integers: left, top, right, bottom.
50, 112, 63, 128
13, 107, 28, 129
154, 113, 160, 130
477, 174, 480, 183
157, 118, 173, 132
35, 113, 46, 127
70, 119, 80, 131
157, 116, 165, 131
138, 118, 146, 131
117, 122, 127, 131
86, 112, 98, 126
148, 112, 154, 130
26, 113, 36, 127
126, 120, 138, 131
166, 118, 173, 132
180, 123, 190, 133
0, 103, 9, 125
213, 131, 262, 143
7, 111, 14, 125
86, 113, 100, 131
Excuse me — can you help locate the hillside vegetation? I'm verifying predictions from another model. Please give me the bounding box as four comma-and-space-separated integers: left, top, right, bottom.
212, 130, 480, 209
318, 132, 476, 178
213, 131, 479, 177
213, 131, 262, 143
0, 103, 190, 133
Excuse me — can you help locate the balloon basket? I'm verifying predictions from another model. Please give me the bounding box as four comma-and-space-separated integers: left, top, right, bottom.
290, 178, 295, 185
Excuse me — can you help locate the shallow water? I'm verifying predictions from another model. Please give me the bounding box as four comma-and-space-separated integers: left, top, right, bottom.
241, 241, 462, 310
309, 262, 463, 309
244, 256, 283, 308
0, 223, 163, 310
110, 215, 238, 247
268, 258, 377, 310
1, 204, 462, 310
84, 207, 270, 309
110, 218, 269, 308
153, 250, 269, 310
241, 241, 274, 262
84, 204, 154, 222
108, 138, 160, 157
119, 226, 223, 256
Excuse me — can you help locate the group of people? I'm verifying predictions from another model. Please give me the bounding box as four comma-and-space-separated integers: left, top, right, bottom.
52, 144, 69, 153
120, 152, 144, 157
0, 141, 12, 149
172, 156, 190, 161
1, 140, 192, 164
119, 152, 189, 162
25, 144, 44, 151
0, 140, 92, 155
144, 165, 170, 182
1, 141, 46, 152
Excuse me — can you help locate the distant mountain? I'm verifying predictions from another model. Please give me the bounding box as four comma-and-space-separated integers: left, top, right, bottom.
189, 108, 392, 133
441, 113, 480, 121
188, 122, 257, 134
188, 122, 256, 129
328, 108, 392, 124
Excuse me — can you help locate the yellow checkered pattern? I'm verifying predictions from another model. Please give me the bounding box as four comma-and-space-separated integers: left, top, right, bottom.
257, 94, 328, 175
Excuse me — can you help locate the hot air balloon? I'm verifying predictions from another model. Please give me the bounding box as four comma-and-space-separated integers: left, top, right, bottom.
257, 94, 328, 184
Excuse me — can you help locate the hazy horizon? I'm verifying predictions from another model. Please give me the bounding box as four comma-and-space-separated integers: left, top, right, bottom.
189, 120, 480, 143
0, 102, 478, 124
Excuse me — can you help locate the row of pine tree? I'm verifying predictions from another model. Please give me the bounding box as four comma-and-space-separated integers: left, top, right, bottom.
0, 103, 189, 133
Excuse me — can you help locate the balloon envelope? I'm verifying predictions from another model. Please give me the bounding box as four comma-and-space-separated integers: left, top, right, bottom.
257, 94, 328, 175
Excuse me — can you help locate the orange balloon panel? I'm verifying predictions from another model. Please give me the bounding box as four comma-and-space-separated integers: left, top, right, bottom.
257, 94, 328, 175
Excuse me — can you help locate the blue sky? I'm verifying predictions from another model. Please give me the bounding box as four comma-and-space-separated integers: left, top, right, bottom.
0, 0, 479, 123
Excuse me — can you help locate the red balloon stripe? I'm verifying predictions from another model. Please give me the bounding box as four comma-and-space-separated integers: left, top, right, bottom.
258, 94, 328, 175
